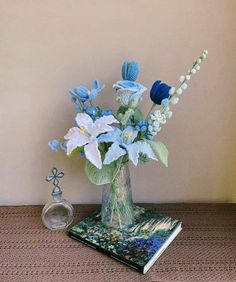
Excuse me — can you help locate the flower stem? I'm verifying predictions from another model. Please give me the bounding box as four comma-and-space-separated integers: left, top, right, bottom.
112, 156, 124, 183
145, 103, 156, 120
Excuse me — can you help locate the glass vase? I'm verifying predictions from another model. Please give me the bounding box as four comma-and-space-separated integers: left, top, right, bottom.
101, 163, 134, 229
41, 186, 74, 230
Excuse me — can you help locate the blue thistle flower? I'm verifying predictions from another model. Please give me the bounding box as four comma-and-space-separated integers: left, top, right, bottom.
122, 61, 139, 81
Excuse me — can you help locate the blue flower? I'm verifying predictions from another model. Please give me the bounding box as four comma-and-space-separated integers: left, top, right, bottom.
135, 120, 148, 132
48, 139, 60, 151
146, 132, 154, 140
113, 80, 147, 108
122, 61, 139, 81
79, 151, 85, 157
150, 80, 171, 105
161, 98, 170, 108
86, 106, 99, 117
60, 142, 67, 152
130, 234, 164, 255
98, 126, 157, 166
102, 109, 113, 116
69, 80, 104, 103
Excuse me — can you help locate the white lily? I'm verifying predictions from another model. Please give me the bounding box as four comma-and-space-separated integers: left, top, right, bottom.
64, 113, 119, 169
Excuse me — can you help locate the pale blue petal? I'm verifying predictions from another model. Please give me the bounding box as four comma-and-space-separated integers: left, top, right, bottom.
103, 142, 126, 165
116, 88, 135, 106
97, 127, 122, 143
113, 81, 147, 96
122, 126, 138, 144
48, 139, 59, 152
127, 141, 157, 166
122, 61, 139, 81
89, 80, 104, 101
91, 80, 99, 90
89, 89, 99, 101
60, 142, 67, 152
91, 80, 105, 92
69, 86, 89, 102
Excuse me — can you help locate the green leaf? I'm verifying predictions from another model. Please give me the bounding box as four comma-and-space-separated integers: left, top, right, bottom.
85, 159, 120, 186
117, 106, 128, 115
68, 146, 83, 157
133, 109, 143, 123
146, 140, 168, 167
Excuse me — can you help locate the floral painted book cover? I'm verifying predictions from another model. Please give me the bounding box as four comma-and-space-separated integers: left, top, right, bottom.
68, 206, 182, 274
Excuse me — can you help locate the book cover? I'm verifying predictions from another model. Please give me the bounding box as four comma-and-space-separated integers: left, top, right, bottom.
68, 206, 182, 274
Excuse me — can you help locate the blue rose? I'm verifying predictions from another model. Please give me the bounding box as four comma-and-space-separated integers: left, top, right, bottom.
113, 80, 147, 108
150, 80, 171, 105
122, 61, 139, 81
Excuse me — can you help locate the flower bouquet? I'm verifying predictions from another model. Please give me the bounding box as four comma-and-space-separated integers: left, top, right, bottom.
49, 50, 208, 229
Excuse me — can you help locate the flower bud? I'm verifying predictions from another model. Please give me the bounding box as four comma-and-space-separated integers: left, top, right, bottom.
150, 80, 171, 105
176, 88, 183, 95
122, 61, 139, 81
169, 87, 175, 95
148, 125, 153, 132
170, 96, 179, 105
181, 83, 188, 90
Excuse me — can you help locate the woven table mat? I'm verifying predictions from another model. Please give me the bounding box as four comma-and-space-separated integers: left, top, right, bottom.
0, 204, 235, 282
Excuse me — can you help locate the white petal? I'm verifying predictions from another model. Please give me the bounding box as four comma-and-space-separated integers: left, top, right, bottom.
65, 139, 79, 155
64, 127, 89, 144
96, 115, 119, 126
75, 113, 93, 133
93, 115, 119, 137
84, 140, 102, 169
64, 127, 89, 155
92, 122, 113, 137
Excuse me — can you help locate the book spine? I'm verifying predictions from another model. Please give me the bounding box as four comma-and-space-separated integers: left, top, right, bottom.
68, 231, 144, 274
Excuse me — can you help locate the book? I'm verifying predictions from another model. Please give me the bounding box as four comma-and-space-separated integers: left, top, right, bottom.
68, 205, 182, 274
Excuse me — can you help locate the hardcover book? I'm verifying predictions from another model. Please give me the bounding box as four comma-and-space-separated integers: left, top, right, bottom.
68, 206, 182, 274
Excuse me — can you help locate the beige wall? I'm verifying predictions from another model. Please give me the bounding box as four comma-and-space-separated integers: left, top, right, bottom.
1, 0, 235, 205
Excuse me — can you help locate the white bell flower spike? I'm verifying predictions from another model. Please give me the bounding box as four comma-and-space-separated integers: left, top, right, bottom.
64, 113, 119, 169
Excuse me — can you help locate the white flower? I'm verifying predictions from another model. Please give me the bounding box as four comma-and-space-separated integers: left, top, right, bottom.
169, 87, 176, 95
64, 113, 119, 169
176, 88, 183, 95
170, 96, 179, 105
181, 83, 188, 90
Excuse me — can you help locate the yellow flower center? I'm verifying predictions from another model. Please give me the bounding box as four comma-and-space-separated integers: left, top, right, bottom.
79, 126, 89, 136
123, 132, 132, 139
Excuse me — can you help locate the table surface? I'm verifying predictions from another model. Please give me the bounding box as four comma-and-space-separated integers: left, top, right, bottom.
0, 204, 235, 282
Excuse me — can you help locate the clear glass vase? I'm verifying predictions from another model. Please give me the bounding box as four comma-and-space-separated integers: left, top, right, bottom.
41, 186, 74, 230
101, 163, 134, 229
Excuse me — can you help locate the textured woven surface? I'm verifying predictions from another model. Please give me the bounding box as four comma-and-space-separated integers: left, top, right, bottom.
0, 204, 235, 282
